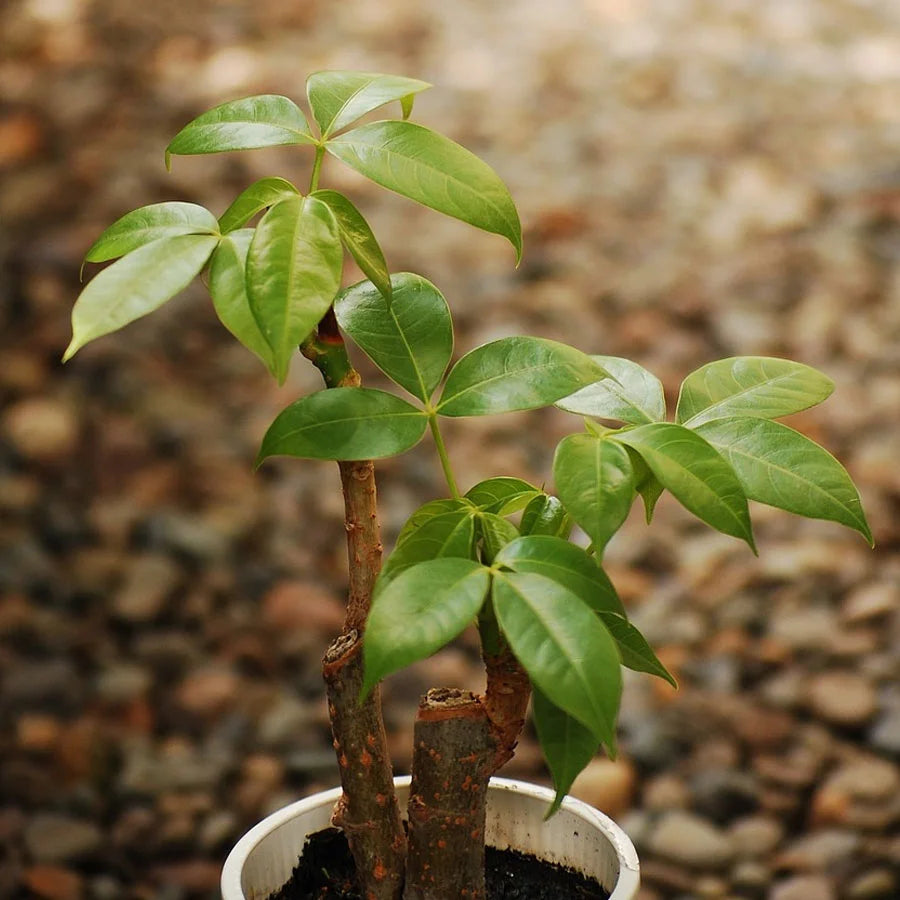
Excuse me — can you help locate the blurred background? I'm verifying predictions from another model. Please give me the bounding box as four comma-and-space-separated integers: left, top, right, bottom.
1, 1, 899, 898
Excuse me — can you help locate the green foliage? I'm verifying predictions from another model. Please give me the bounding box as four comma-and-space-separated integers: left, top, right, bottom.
464, 477, 540, 514
218, 178, 300, 234
557, 356, 666, 424
518, 494, 572, 538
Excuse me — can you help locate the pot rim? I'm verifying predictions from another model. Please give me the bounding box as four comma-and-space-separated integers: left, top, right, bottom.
222, 775, 640, 900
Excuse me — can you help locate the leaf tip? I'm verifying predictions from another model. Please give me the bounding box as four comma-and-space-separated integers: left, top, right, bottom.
164, 149, 172, 172
543, 795, 564, 821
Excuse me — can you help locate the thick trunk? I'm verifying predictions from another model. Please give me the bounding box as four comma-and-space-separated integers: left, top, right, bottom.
403, 689, 495, 900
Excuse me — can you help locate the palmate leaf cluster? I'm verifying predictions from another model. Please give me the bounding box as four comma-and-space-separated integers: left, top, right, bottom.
64, 71, 872, 817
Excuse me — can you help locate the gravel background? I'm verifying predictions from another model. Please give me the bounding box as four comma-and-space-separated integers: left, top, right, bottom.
2, 1, 899, 899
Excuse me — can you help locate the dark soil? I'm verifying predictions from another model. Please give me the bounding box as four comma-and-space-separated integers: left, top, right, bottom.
269, 828, 610, 900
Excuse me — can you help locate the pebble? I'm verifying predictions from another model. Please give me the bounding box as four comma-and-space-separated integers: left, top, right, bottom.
807, 671, 878, 727
869, 708, 900, 756
647, 810, 735, 869
690, 768, 759, 824
776, 828, 860, 871
174, 666, 241, 716
847, 869, 897, 899
643, 773, 690, 811
2, 397, 80, 464
770, 874, 836, 900
570, 757, 636, 819
842, 582, 897, 624
22, 866, 84, 900
261, 580, 345, 633
24, 815, 102, 865
112, 555, 181, 623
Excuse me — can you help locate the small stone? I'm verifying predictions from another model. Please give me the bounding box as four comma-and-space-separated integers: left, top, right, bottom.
570, 757, 636, 819
112, 555, 181, 623
827, 757, 900, 802
16, 714, 62, 752
150, 861, 220, 893
262, 580, 344, 632
770, 874, 836, 900
643, 774, 690, 811
769, 606, 838, 651
2, 397, 80, 464
728, 815, 784, 859
690, 768, 759, 824
843, 582, 898, 624
869, 708, 900, 755
847, 869, 897, 898
198, 810, 237, 852
175, 666, 240, 716
24, 815, 102, 864
93, 665, 151, 704
776, 828, 860, 871
731, 859, 771, 895
807, 671, 877, 727
648, 810, 735, 869
22, 866, 83, 900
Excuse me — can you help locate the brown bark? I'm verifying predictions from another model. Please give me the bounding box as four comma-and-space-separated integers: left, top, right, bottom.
403, 689, 495, 900
482, 646, 531, 772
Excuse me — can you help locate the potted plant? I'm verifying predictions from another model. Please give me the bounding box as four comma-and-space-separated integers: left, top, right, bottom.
64, 71, 872, 899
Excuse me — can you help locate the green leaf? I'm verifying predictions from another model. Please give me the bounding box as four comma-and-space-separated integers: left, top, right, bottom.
477, 512, 519, 563
676, 356, 835, 427
519, 494, 572, 539
626, 447, 664, 523
532, 687, 598, 818
207, 229, 276, 375
247, 195, 342, 383
494, 535, 625, 616
437, 338, 606, 417
553, 434, 635, 556
311, 190, 392, 301
599, 614, 677, 688
64, 234, 218, 362
257, 387, 427, 463
464, 477, 540, 515
394, 498, 470, 547
493, 572, 621, 750
166, 95, 315, 165
381, 507, 477, 584
695, 417, 873, 545
558, 356, 666, 425
400, 94, 415, 120
326, 120, 522, 261
614, 423, 756, 550
218, 177, 300, 234
363, 558, 490, 697
306, 71, 431, 137
334, 273, 452, 402
83, 202, 219, 268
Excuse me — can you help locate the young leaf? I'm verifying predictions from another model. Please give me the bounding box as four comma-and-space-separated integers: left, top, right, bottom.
311, 190, 392, 301
218, 177, 300, 234
614, 423, 756, 551
334, 273, 453, 402
519, 494, 572, 539
306, 71, 431, 137
394, 498, 471, 547
464, 477, 540, 515
380, 508, 477, 584
65, 234, 218, 361
247, 195, 342, 383
553, 434, 635, 556
477, 512, 519, 563
83, 202, 219, 266
676, 357, 834, 427
695, 417, 873, 545
532, 687, 598, 818
492, 571, 621, 750
437, 338, 606, 417
166, 95, 316, 165
599, 614, 677, 687
257, 387, 427, 463
207, 229, 276, 375
326, 121, 522, 261
362, 558, 490, 697
557, 356, 666, 425
625, 447, 664, 523
494, 535, 625, 616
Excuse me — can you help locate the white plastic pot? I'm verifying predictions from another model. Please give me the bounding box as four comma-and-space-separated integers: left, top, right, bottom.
222, 776, 640, 899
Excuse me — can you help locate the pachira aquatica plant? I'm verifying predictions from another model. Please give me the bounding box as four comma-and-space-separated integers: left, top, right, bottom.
65, 71, 872, 900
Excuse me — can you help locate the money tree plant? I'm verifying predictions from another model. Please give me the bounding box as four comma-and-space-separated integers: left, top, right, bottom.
64, 71, 872, 900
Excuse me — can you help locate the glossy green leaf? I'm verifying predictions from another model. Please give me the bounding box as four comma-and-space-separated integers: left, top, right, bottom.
311, 190, 392, 301
494, 535, 624, 616
218, 177, 300, 234
519, 494, 572, 539
247, 195, 342, 383
394, 498, 470, 547
400, 94, 415, 119
207, 229, 275, 375
532, 687, 598, 817
380, 507, 477, 584
626, 448, 664, 523
695, 417, 873, 545
493, 572, 621, 749
553, 434, 635, 556
166, 95, 315, 165
600, 614, 676, 687
557, 356, 666, 425
65, 234, 218, 362
477, 512, 519, 563
334, 273, 452, 401
362, 558, 490, 697
437, 338, 606, 417
83, 202, 219, 268
464, 477, 540, 515
257, 387, 427, 463
327, 120, 522, 260
676, 357, 834, 427
615, 423, 756, 550
306, 71, 431, 137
